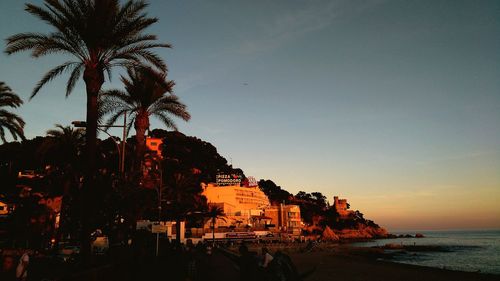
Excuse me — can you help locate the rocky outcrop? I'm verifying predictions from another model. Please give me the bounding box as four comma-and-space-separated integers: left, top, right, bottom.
335, 225, 388, 239
303, 223, 389, 240
322, 226, 340, 241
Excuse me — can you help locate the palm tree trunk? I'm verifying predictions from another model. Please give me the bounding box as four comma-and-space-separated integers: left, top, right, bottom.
85, 93, 98, 173
83, 65, 103, 175
134, 111, 149, 171
81, 65, 104, 264
212, 217, 215, 246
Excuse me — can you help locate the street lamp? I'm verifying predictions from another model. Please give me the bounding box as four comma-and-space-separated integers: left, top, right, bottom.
72, 112, 127, 174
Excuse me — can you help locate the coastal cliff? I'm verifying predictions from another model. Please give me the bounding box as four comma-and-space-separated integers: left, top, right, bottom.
335, 225, 388, 239
319, 224, 388, 241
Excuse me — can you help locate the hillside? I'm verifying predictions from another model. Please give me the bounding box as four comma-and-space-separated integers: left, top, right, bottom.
0, 129, 387, 237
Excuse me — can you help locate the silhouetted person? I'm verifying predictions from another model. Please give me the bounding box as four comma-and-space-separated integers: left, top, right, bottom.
239, 244, 259, 281
268, 251, 301, 281
260, 247, 274, 268
186, 240, 198, 281
16, 252, 30, 281
0, 255, 17, 281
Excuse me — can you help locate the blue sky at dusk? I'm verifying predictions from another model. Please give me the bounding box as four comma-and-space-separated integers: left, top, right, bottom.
0, 0, 499, 230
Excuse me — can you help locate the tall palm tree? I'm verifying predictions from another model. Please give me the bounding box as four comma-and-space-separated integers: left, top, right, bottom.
0, 82, 25, 143
100, 65, 190, 169
38, 124, 85, 168
206, 205, 225, 246
164, 172, 203, 244
5, 0, 170, 174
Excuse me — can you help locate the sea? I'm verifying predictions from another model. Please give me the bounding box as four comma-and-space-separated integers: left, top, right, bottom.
353, 230, 500, 275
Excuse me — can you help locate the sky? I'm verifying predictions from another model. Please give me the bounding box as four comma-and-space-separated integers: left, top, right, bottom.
0, 0, 499, 231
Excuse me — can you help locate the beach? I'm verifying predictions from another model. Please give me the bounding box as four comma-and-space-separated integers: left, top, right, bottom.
41, 242, 500, 280
292, 246, 500, 281
242, 244, 500, 281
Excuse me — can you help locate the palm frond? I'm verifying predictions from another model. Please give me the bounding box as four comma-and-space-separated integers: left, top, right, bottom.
151, 95, 191, 121
0, 109, 25, 142
25, 3, 66, 32
31, 61, 79, 99
0, 83, 24, 108
5, 33, 49, 55
0, 81, 25, 143
33, 34, 86, 59
103, 109, 129, 131
109, 43, 171, 72
134, 49, 168, 72
66, 62, 84, 96
152, 111, 178, 131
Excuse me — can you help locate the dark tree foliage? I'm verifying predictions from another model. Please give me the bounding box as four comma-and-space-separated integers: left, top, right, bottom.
320, 207, 380, 230
0, 128, 384, 245
311, 192, 328, 209
37, 124, 85, 169
0, 129, 241, 203
292, 191, 328, 224
0, 137, 45, 172
150, 129, 240, 182
97, 137, 122, 172
7, 196, 55, 249
258, 179, 292, 205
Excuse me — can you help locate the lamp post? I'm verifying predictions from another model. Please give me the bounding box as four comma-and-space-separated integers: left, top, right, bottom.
72, 112, 127, 174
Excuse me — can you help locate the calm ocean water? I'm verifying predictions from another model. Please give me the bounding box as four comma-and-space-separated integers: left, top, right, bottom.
353, 230, 500, 275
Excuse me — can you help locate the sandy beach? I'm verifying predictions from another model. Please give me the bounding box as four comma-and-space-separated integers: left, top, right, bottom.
241, 244, 500, 281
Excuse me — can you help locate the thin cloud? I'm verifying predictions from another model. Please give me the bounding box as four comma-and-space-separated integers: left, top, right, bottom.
237, 0, 386, 55
238, 2, 339, 54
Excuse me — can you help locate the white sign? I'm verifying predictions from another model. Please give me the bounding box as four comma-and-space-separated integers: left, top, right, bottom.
246, 176, 258, 187
152, 223, 168, 234
216, 174, 242, 186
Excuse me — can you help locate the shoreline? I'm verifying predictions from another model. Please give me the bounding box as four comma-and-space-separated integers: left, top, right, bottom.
291, 245, 500, 281
243, 243, 500, 280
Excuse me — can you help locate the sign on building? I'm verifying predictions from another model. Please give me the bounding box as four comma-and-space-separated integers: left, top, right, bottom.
216, 174, 242, 186
243, 176, 258, 187
152, 223, 168, 234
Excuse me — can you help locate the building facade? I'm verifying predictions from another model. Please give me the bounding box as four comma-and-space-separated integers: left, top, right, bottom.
201, 182, 302, 237
264, 204, 302, 235
333, 196, 352, 218
201, 182, 271, 228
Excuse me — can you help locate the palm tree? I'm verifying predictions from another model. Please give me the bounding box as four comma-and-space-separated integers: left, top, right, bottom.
100, 65, 190, 169
206, 205, 225, 246
38, 124, 85, 168
0, 82, 25, 143
164, 171, 203, 244
5, 0, 170, 174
